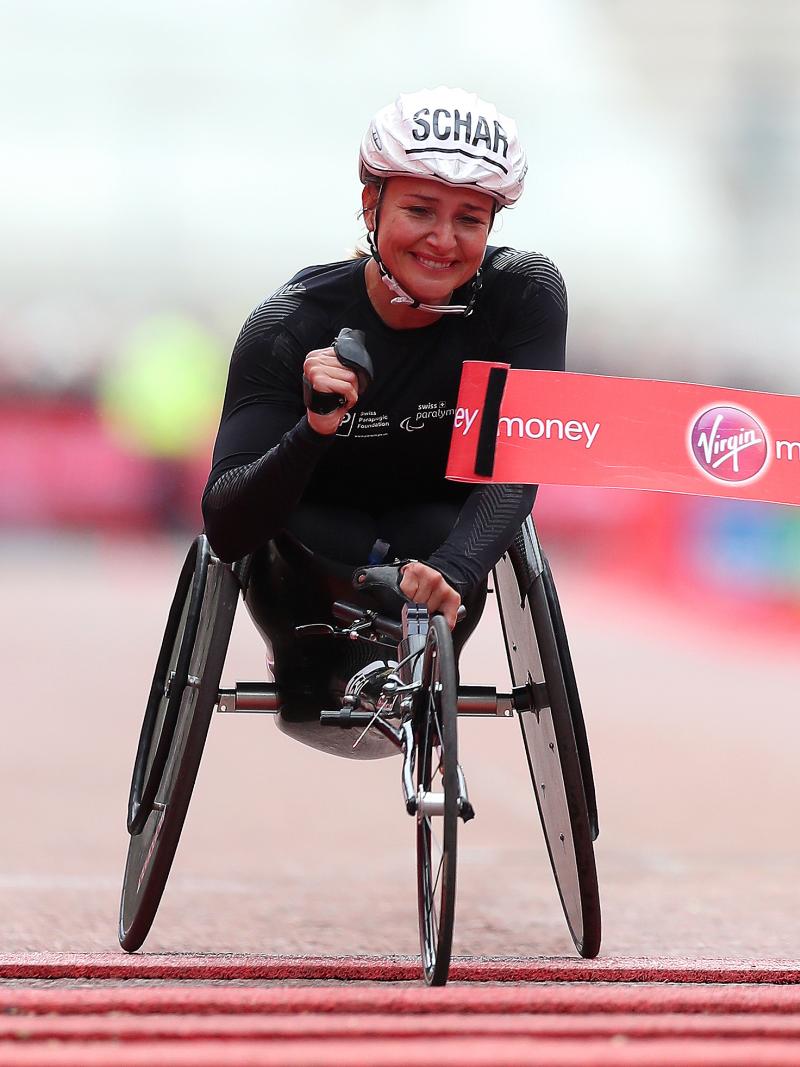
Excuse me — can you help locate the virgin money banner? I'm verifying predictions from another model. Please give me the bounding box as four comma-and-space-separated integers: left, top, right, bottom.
446, 362, 800, 506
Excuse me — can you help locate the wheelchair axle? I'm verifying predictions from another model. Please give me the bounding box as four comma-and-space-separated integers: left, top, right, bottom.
216, 682, 517, 717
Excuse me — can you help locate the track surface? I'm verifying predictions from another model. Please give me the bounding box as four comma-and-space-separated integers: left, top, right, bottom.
2, 534, 799, 1063
4, 956, 800, 1065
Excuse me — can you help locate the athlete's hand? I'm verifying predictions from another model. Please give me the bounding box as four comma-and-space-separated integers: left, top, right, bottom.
399, 562, 462, 630
304, 348, 359, 435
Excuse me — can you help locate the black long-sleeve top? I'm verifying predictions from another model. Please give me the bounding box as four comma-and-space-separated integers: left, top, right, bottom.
202, 246, 567, 598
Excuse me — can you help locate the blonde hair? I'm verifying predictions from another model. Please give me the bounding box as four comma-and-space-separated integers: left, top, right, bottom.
350, 197, 375, 259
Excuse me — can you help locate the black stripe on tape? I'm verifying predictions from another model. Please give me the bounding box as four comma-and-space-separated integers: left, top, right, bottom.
474, 366, 508, 478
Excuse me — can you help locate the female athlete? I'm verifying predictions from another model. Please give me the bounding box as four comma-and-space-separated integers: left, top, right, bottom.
202, 87, 567, 746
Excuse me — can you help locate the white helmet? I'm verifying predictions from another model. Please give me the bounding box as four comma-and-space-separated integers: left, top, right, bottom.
360, 86, 527, 208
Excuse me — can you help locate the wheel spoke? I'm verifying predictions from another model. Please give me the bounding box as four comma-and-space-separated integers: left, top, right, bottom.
422, 826, 440, 945
422, 703, 432, 786
429, 819, 444, 872
430, 842, 444, 903
423, 817, 445, 903
432, 706, 443, 741
421, 827, 437, 951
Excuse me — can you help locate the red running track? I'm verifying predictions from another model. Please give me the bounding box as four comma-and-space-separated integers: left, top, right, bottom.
3, 546, 799, 1063
3, 953, 800, 983
2, 955, 800, 1065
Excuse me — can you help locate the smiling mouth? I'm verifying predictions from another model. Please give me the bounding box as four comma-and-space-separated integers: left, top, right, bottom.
412, 254, 457, 272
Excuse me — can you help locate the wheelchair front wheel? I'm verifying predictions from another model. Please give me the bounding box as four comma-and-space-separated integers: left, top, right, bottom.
415, 614, 459, 986
119, 542, 239, 952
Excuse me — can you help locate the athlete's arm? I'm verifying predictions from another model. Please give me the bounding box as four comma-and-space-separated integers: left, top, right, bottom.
481, 249, 568, 370
202, 307, 354, 563
424, 483, 538, 601
424, 251, 567, 599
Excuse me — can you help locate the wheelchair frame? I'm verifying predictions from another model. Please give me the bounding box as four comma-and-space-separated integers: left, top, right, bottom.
118, 515, 601, 982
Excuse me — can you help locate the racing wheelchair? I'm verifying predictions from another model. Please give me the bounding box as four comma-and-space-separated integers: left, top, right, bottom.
119, 516, 600, 985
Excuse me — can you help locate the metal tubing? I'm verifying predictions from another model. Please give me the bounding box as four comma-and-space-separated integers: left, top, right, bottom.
218, 681, 516, 717
456, 685, 513, 717
216, 683, 280, 714
456, 763, 469, 806
417, 791, 445, 817
401, 719, 416, 813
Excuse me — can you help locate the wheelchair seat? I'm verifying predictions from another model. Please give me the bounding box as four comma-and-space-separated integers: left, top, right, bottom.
243, 534, 402, 759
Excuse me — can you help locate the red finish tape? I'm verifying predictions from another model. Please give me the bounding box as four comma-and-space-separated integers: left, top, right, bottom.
447, 365, 800, 506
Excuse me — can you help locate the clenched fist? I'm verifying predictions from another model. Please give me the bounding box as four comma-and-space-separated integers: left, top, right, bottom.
303, 348, 360, 435
400, 562, 462, 630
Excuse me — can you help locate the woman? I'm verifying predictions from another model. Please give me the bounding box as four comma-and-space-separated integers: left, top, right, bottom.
202, 87, 567, 743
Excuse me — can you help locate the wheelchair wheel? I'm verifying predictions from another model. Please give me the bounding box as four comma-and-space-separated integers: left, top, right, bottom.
493, 518, 601, 958
415, 614, 459, 986
541, 557, 599, 841
119, 539, 239, 952
127, 537, 209, 836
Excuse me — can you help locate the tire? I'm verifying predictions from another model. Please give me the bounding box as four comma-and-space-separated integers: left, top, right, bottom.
127, 538, 209, 836
119, 543, 239, 952
415, 614, 459, 986
541, 557, 599, 841
493, 519, 601, 958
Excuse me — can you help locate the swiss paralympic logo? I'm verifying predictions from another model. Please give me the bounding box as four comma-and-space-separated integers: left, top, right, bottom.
688, 404, 770, 484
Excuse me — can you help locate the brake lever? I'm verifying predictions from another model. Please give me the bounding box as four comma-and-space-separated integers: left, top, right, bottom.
295, 617, 378, 641
294, 623, 337, 637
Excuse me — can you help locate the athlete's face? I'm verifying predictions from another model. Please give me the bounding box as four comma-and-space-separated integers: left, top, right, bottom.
363, 177, 494, 307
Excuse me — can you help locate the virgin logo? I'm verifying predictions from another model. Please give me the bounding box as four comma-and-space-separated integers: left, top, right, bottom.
689, 405, 769, 483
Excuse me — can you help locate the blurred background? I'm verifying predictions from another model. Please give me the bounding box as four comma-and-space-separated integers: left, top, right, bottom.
2, 0, 799, 620
1, 0, 800, 957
